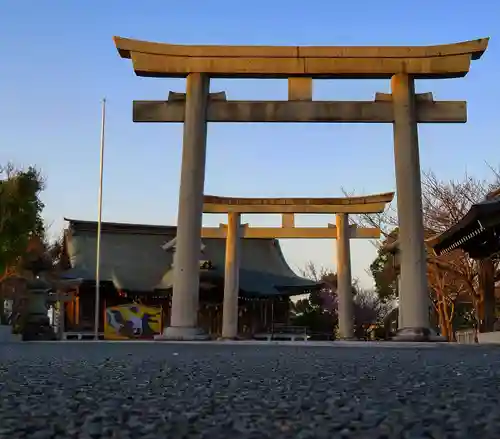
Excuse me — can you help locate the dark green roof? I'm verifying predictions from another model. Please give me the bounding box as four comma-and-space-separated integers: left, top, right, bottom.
62, 218, 319, 296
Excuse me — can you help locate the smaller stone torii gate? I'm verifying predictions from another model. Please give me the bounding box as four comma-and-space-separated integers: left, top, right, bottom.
201, 192, 394, 339
114, 36, 488, 340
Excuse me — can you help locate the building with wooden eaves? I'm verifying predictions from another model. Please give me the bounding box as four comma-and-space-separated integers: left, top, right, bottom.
59, 219, 319, 337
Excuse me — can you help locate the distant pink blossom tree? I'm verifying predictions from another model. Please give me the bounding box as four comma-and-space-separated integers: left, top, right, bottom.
292, 261, 390, 338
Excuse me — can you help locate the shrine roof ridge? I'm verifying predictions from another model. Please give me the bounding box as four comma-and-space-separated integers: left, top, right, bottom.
203, 192, 395, 206
113, 36, 489, 79
64, 217, 177, 236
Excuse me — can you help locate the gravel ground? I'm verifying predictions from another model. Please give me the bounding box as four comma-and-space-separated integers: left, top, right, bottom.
1, 342, 500, 439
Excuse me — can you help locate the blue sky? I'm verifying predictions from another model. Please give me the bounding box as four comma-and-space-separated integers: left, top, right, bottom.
1, 0, 498, 287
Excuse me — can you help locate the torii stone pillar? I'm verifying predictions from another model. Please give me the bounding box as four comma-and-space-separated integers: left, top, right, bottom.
221, 212, 241, 339
336, 213, 354, 339
162, 73, 210, 340
391, 73, 431, 340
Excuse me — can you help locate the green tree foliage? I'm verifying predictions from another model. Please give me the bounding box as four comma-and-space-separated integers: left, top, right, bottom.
290, 262, 339, 335
0, 164, 45, 276
0, 164, 46, 325
369, 228, 399, 302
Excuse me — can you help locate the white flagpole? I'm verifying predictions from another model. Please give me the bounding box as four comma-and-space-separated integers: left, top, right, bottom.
94, 98, 106, 340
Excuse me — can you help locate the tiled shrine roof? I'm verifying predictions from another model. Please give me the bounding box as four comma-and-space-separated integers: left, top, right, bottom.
428, 199, 500, 259
60, 219, 319, 296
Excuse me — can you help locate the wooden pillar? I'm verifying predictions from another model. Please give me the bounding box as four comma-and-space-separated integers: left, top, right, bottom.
59, 300, 65, 339
75, 291, 80, 326
478, 258, 496, 332
161, 73, 210, 340
100, 298, 104, 334
391, 73, 430, 339
251, 301, 257, 334
270, 299, 275, 333
336, 213, 354, 339
263, 300, 267, 329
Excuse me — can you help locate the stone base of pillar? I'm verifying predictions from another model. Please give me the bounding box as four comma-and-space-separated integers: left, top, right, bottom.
154, 326, 210, 341
392, 327, 448, 342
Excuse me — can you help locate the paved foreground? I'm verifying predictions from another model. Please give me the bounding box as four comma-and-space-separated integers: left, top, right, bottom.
1, 342, 500, 438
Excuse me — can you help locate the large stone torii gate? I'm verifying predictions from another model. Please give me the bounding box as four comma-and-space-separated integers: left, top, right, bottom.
114, 36, 489, 341
202, 192, 393, 339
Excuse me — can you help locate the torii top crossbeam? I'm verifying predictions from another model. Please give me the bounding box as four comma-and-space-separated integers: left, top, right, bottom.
113, 37, 488, 79
203, 192, 394, 214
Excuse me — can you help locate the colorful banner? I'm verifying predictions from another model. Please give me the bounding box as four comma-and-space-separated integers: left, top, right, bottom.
104, 304, 162, 340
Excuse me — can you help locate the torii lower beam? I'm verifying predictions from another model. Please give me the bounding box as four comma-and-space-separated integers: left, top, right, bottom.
201, 224, 380, 239
134, 92, 466, 124
204, 193, 394, 340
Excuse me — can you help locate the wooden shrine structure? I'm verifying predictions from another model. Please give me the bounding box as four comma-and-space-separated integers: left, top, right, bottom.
60, 219, 320, 339
428, 193, 500, 333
